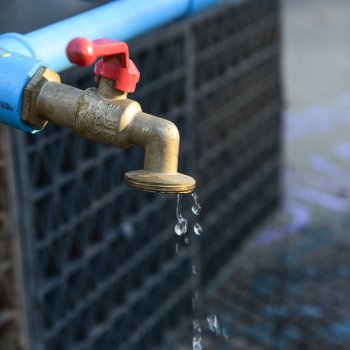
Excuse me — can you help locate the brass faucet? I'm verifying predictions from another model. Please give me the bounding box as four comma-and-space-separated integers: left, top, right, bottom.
22, 38, 195, 194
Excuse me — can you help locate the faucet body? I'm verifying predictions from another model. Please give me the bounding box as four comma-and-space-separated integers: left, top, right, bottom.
23, 66, 195, 193
38, 78, 180, 174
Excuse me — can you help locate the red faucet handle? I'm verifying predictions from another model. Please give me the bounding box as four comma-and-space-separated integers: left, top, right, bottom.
66, 37, 140, 93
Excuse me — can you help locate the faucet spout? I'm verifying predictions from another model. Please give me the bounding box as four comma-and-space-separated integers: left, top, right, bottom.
124, 111, 195, 193
129, 112, 179, 173
26, 69, 195, 193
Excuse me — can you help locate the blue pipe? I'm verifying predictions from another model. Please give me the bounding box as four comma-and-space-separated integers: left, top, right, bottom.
0, 49, 43, 132
0, 0, 220, 72
0, 0, 220, 132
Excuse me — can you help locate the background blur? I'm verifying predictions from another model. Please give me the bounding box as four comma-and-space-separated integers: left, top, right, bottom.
1, 0, 350, 349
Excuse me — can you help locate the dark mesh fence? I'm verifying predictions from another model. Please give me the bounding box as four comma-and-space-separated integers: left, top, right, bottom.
194, 0, 282, 284
0, 0, 282, 349
0, 127, 21, 350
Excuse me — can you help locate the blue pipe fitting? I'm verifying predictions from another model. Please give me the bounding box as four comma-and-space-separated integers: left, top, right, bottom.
0, 49, 44, 132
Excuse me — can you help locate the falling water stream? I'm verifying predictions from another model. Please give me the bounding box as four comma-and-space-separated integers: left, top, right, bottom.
175, 193, 228, 349
175, 194, 188, 236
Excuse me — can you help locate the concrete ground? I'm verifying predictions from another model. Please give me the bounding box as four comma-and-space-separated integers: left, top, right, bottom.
283, 0, 350, 109
283, 0, 350, 182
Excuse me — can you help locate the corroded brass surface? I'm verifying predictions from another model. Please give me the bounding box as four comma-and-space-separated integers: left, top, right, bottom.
125, 170, 196, 194
22, 67, 61, 129
27, 76, 196, 193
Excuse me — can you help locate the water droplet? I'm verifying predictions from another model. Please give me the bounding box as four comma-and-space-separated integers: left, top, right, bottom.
193, 222, 202, 236
191, 203, 201, 215
193, 319, 202, 350
175, 195, 188, 235
192, 264, 197, 275
192, 335, 202, 350
191, 192, 202, 215
175, 243, 179, 253
175, 217, 188, 236
176, 194, 183, 221
174, 224, 182, 235
223, 328, 229, 342
185, 236, 190, 245
207, 314, 221, 336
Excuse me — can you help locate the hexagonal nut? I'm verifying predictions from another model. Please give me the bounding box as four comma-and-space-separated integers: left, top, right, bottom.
22, 66, 61, 130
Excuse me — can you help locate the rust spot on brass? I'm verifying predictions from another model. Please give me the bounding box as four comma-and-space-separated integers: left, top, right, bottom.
23, 74, 196, 194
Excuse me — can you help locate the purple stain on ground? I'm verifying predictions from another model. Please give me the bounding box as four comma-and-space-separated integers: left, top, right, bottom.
308, 154, 350, 180
285, 109, 334, 142
289, 184, 349, 212
286, 170, 350, 196
257, 201, 310, 245
335, 92, 350, 108
305, 104, 331, 117
261, 94, 350, 242
334, 143, 350, 159
286, 93, 350, 145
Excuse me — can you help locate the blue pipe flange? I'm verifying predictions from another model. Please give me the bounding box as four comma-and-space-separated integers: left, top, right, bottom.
0, 49, 44, 132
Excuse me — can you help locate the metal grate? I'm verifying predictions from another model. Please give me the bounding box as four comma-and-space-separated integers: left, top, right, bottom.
1, 0, 282, 348
0, 126, 21, 350
194, 0, 282, 285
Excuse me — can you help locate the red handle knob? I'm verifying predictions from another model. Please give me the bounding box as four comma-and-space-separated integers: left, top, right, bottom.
66, 37, 140, 93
